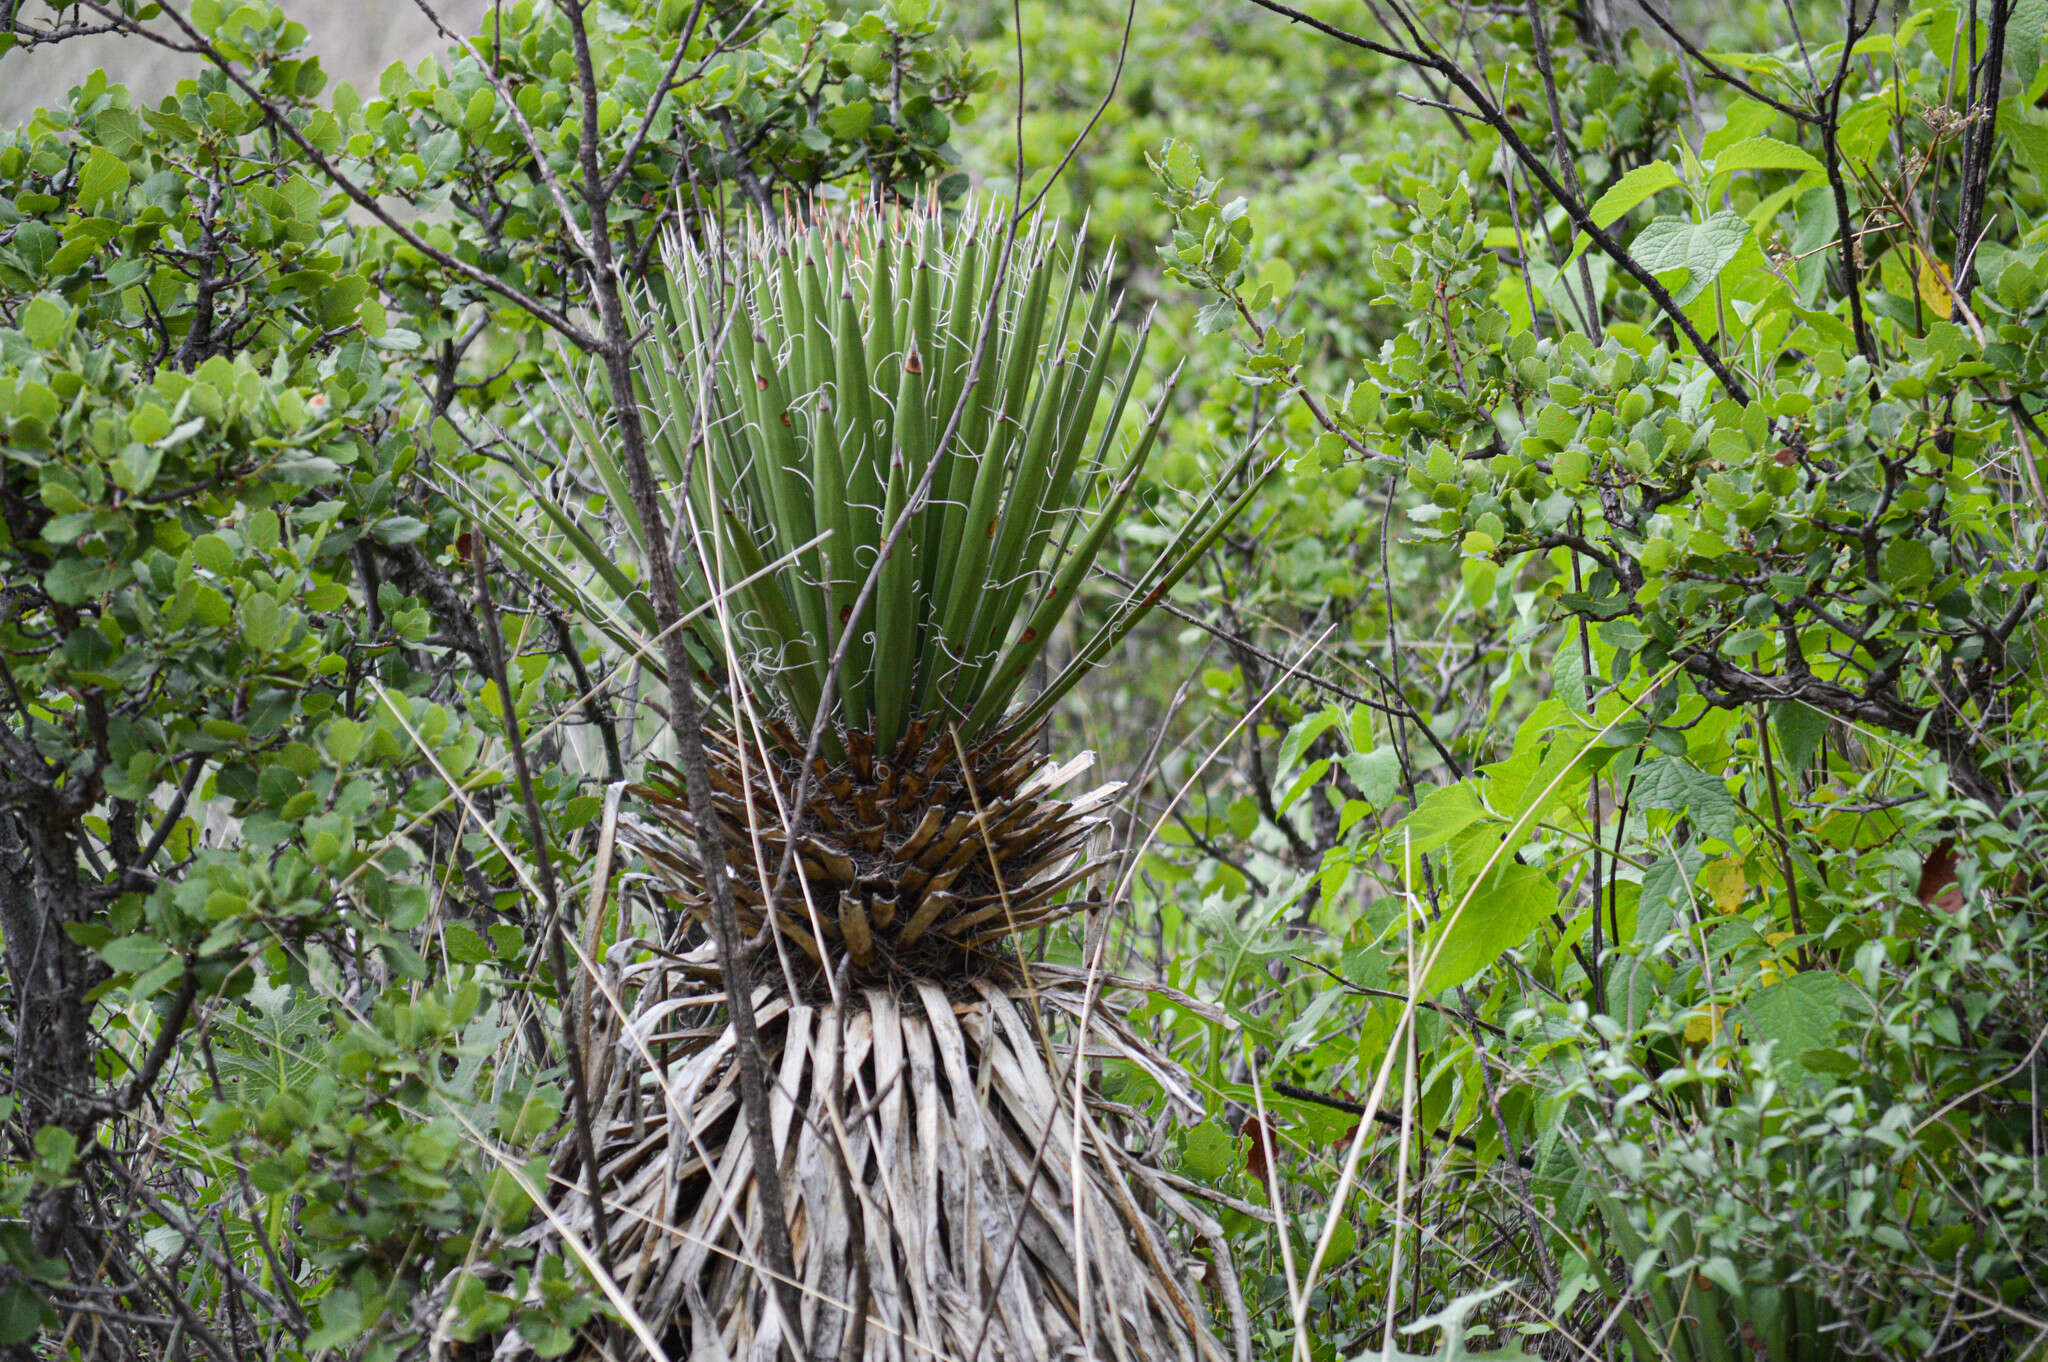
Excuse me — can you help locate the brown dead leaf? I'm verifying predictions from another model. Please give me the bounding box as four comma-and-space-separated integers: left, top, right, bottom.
1240, 1111, 1282, 1186
1917, 838, 1964, 913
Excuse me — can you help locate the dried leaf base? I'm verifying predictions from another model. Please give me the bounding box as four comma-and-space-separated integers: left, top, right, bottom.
500, 945, 1242, 1362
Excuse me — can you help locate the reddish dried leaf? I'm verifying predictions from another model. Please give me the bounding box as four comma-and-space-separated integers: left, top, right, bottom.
1917, 838, 1964, 913
1240, 1111, 1281, 1186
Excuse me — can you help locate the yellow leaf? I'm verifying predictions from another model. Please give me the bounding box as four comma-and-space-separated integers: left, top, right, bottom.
1703, 857, 1747, 914
1761, 931, 1799, 985
1685, 1004, 1725, 1045
1916, 248, 1953, 320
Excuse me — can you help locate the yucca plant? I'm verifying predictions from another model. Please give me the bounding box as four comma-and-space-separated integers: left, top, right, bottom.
461, 200, 1269, 1362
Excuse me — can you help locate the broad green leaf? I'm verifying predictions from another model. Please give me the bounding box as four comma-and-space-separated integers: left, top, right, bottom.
1343, 746, 1403, 807
0, 1284, 48, 1345
2013, 0, 2048, 91
33, 1126, 78, 1178
1629, 212, 1752, 305
1771, 700, 1829, 772
824, 100, 873, 138
1998, 99, 2048, 187
1276, 707, 1344, 775
1276, 758, 1330, 815
1742, 972, 1849, 1070
1420, 863, 1556, 992
1709, 135, 1822, 177
1630, 756, 1739, 845
1179, 1121, 1233, 1181
1481, 734, 1594, 826
45, 557, 117, 605
1388, 782, 1488, 855
1700, 98, 1778, 158
1551, 634, 1587, 712
19, 296, 69, 346
1588, 162, 1681, 229
74, 148, 130, 211
445, 923, 494, 966
1617, 845, 1707, 1028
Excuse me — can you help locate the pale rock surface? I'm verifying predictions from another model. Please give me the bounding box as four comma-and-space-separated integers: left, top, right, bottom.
2, 0, 490, 123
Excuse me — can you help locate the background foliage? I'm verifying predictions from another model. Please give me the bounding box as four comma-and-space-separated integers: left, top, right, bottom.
2, 0, 2046, 1358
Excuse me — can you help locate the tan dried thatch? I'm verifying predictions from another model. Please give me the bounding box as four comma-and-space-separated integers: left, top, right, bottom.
514, 940, 1242, 1361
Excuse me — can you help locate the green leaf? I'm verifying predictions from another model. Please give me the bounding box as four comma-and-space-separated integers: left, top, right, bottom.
1421, 863, 1556, 992
74, 148, 131, 212
1631, 756, 1739, 845
2002, 100, 2048, 185
1771, 700, 1828, 773
2013, 0, 2048, 91
1179, 1121, 1233, 1181
1394, 1280, 1540, 1361
1701, 98, 1779, 158
1276, 707, 1343, 776
19, 296, 70, 347
1710, 135, 1822, 177
1588, 162, 1681, 229
306, 1289, 366, 1350
44, 557, 117, 605
1699, 1255, 1743, 1296
372, 515, 428, 546
1883, 536, 1935, 591
1342, 746, 1403, 807
1628, 212, 1752, 304
0, 1283, 49, 1345
1617, 845, 1706, 1028
1388, 782, 1488, 856
1742, 972, 1849, 1069
101, 934, 170, 973
445, 923, 494, 966
1551, 632, 1587, 712
824, 100, 873, 138
32, 1127, 78, 1179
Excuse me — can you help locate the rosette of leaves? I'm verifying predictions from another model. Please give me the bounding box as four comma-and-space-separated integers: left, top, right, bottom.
461, 200, 1271, 1360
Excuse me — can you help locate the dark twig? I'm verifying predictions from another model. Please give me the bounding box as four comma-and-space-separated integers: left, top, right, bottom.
473, 537, 613, 1269
1269, 1081, 1530, 1166
548, 0, 806, 1345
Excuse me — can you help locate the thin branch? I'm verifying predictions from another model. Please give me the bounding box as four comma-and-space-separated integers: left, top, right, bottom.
473, 537, 613, 1268
1239, 0, 1753, 402
550, 0, 806, 1347
1634, 0, 1821, 123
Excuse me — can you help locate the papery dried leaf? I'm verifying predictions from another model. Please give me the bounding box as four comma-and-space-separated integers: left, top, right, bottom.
1918, 838, 1964, 913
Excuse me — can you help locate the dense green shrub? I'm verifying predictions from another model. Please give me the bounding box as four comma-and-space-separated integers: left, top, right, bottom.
0, 0, 976, 1351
